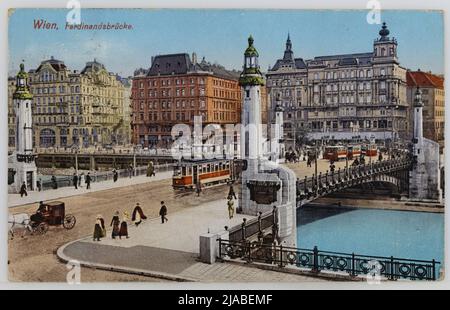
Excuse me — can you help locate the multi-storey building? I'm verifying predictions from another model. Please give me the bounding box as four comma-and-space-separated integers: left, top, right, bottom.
8, 57, 131, 149
131, 53, 241, 147
266, 23, 408, 149
406, 70, 444, 146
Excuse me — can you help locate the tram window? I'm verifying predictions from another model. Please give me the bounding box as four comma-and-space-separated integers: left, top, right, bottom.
174, 167, 181, 176
187, 167, 191, 175
182, 167, 186, 175
207, 164, 211, 172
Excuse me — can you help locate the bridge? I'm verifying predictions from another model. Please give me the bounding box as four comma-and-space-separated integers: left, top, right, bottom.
34, 152, 175, 170
214, 156, 432, 280
229, 156, 412, 244
296, 156, 412, 205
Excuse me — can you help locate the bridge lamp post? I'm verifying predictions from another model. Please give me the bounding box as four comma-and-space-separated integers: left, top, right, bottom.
390, 98, 399, 157
74, 146, 79, 175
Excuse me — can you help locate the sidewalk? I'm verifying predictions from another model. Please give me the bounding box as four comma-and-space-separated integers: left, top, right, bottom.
57, 200, 320, 282
8, 171, 172, 208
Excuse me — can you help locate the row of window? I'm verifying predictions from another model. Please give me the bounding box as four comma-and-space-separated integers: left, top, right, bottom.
136, 100, 207, 111
137, 87, 206, 98
136, 77, 206, 88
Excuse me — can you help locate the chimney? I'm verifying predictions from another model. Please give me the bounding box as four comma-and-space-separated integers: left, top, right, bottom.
192, 52, 197, 65
151, 56, 155, 65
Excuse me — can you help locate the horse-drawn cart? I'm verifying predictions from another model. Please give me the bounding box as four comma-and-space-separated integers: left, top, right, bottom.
32, 201, 77, 233
9, 201, 76, 238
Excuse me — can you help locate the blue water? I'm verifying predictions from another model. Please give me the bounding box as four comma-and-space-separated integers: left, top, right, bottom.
296, 206, 444, 264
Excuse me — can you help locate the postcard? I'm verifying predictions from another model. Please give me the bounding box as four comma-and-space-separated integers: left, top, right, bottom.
6, 5, 445, 286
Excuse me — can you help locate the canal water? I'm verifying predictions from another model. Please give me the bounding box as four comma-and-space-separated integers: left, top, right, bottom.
296, 205, 444, 264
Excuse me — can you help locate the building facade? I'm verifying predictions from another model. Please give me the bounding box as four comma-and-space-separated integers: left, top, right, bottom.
7, 57, 131, 149
266, 23, 408, 149
406, 70, 444, 147
131, 53, 241, 147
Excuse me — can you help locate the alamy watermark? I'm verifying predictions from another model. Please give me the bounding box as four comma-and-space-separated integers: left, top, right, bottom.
366, 0, 382, 25
66, 0, 81, 25
66, 259, 81, 284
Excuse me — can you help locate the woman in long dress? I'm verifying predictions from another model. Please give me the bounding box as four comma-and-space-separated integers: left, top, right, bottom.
110, 211, 120, 239
119, 211, 129, 239
93, 215, 105, 241
132, 203, 147, 227
79, 172, 85, 188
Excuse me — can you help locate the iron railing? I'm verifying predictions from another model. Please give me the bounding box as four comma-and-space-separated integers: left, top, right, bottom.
228, 207, 277, 242
218, 239, 440, 281
296, 157, 412, 200
38, 163, 174, 191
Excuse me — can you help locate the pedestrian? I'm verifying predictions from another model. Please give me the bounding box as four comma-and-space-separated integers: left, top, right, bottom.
196, 181, 202, 197
85, 172, 91, 189
307, 158, 312, 168
146, 161, 155, 177
20, 182, 27, 197
159, 201, 168, 224
129, 164, 133, 178
228, 183, 237, 200
227, 198, 235, 219
378, 152, 383, 162
51, 175, 58, 189
93, 215, 105, 242
72, 173, 78, 189
79, 172, 85, 188
37, 178, 42, 192
113, 169, 118, 182
330, 162, 336, 173
119, 211, 129, 239
132, 202, 147, 227
110, 211, 120, 239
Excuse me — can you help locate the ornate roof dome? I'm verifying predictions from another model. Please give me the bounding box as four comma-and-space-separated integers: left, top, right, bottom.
379, 22, 390, 38
244, 35, 259, 57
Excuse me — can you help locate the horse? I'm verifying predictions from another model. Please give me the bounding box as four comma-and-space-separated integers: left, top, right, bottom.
8, 213, 32, 239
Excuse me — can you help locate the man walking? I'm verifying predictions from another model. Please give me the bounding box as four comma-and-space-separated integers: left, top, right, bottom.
196, 181, 202, 197
85, 172, 92, 189
73, 173, 78, 189
113, 169, 118, 182
20, 182, 28, 197
159, 201, 168, 224
227, 197, 235, 219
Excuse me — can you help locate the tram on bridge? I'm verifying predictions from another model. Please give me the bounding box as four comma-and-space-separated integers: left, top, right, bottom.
172, 158, 235, 190
323, 145, 362, 161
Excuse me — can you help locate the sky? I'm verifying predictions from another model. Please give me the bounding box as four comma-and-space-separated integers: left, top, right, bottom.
8, 9, 445, 77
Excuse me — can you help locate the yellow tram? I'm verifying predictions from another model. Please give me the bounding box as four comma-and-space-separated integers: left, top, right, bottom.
172, 159, 235, 190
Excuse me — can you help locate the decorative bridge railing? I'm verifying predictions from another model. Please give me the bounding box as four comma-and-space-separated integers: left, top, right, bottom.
296, 157, 412, 202
228, 207, 277, 242
218, 239, 440, 281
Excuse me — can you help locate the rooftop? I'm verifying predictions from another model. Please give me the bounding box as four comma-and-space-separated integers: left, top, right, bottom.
407, 70, 444, 89
143, 53, 239, 80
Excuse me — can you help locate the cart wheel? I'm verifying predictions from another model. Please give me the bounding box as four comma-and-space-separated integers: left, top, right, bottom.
35, 222, 48, 235
63, 214, 76, 229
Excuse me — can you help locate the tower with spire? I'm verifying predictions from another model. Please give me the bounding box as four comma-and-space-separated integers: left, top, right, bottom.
239, 35, 265, 165
9, 63, 37, 193
373, 22, 398, 64
239, 36, 297, 247
283, 33, 294, 62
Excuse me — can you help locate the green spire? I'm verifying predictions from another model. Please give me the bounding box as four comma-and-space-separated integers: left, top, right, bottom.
244, 35, 259, 57
239, 35, 264, 86
13, 63, 33, 100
